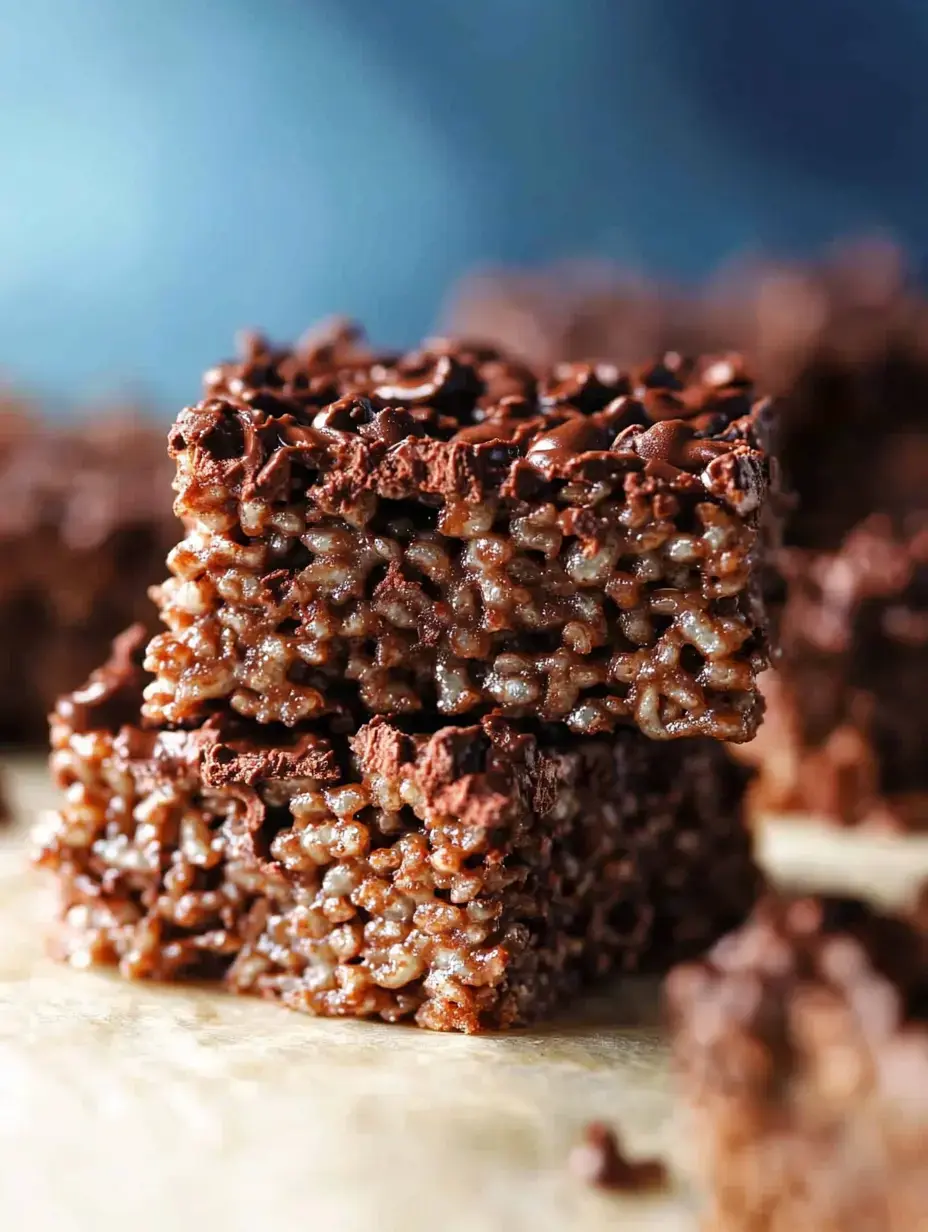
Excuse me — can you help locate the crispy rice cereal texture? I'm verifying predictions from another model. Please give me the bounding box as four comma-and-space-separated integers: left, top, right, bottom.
667, 893, 928, 1231
36, 629, 760, 1033
143, 327, 777, 742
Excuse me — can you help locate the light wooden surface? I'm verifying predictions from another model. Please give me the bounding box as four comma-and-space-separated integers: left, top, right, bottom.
2, 756, 927, 1232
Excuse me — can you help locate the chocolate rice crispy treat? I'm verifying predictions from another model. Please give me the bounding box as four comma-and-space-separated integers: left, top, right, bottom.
667, 892, 928, 1231
36, 628, 760, 1033
0, 403, 174, 743
743, 515, 928, 830
144, 326, 777, 742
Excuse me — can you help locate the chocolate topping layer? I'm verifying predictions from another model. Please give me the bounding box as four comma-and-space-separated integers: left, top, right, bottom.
172, 329, 769, 511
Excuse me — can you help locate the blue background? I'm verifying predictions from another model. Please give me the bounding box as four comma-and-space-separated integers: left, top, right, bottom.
2, 0, 927, 408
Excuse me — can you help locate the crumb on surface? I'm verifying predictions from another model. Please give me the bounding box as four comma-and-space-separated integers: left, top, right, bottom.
569, 1122, 669, 1193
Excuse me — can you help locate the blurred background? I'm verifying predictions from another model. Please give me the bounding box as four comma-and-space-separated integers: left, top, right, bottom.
3, 0, 928, 408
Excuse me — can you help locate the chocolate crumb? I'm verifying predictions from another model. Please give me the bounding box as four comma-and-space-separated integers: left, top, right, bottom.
569, 1123, 668, 1193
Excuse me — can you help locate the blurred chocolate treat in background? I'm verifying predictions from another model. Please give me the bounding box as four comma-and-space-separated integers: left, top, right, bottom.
447, 241, 928, 828
0, 399, 174, 744
667, 891, 928, 1231
746, 516, 928, 830
728, 243, 928, 828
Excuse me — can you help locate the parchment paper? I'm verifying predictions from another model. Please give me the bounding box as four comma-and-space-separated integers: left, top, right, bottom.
2, 757, 927, 1232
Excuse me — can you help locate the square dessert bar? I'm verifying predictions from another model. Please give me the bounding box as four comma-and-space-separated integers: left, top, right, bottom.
37, 628, 760, 1033
744, 515, 928, 830
143, 326, 777, 742
667, 893, 928, 1231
